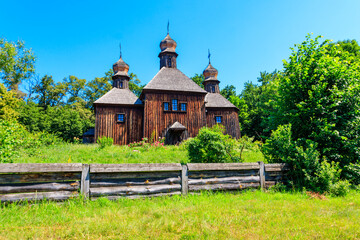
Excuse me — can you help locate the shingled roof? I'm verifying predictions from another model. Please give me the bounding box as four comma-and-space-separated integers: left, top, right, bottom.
94, 88, 142, 105
143, 67, 207, 93
205, 93, 237, 109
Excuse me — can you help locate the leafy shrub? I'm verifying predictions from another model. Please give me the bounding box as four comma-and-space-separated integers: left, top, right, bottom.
263, 124, 350, 195
97, 136, 113, 149
329, 180, 350, 197
0, 120, 62, 162
186, 125, 241, 163
343, 164, 360, 186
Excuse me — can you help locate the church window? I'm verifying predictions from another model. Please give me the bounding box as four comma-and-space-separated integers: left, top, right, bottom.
180, 103, 187, 111
168, 58, 172, 67
117, 113, 125, 123
172, 99, 178, 111
212, 86, 215, 92
164, 102, 170, 111
120, 81, 123, 88
215, 116, 222, 124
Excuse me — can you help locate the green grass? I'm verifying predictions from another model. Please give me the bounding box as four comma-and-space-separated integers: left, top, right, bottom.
14, 143, 264, 164
1, 190, 359, 239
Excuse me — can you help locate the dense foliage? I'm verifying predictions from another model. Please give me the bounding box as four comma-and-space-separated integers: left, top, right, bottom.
186, 125, 241, 163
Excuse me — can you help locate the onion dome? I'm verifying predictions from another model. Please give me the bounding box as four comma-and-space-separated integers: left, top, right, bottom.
112, 57, 129, 77
203, 63, 218, 81
160, 34, 177, 53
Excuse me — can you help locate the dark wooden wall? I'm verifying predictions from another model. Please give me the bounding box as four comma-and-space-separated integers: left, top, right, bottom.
143, 92, 206, 140
95, 105, 143, 145
206, 108, 241, 139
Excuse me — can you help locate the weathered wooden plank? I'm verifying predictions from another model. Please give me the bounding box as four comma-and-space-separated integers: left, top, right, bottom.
264, 175, 284, 181
90, 171, 180, 180
90, 184, 181, 197
81, 164, 90, 198
187, 170, 259, 179
90, 177, 180, 187
187, 163, 260, 171
0, 172, 81, 184
181, 165, 188, 195
265, 163, 290, 172
0, 164, 82, 173
0, 191, 79, 203
90, 163, 182, 173
91, 191, 182, 201
259, 161, 265, 190
188, 176, 260, 185
189, 182, 260, 191
0, 182, 80, 194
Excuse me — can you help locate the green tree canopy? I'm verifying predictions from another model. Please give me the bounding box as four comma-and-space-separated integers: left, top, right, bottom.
0, 39, 36, 95
269, 34, 360, 167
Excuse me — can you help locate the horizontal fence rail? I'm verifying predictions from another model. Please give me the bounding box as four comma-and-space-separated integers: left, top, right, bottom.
0, 162, 289, 203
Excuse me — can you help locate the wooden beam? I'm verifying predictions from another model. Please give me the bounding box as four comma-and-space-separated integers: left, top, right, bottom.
188, 176, 260, 185
81, 164, 90, 198
181, 165, 188, 195
187, 163, 260, 171
0, 172, 81, 184
90, 163, 182, 173
0, 182, 79, 194
265, 163, 290, 172
90, 184, 181, 197
0, 191, 79, 203
0, 163, 82, 173
189, 182, 260, 191
90, 177, 180, 187
258, 161, 265, 190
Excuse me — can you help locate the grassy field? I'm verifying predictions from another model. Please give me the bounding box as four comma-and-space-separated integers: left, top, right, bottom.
0, 190, 359, 239
14, 143, 264, 164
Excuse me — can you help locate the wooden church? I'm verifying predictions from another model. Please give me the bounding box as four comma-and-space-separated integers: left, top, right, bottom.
94, 31, 240, 145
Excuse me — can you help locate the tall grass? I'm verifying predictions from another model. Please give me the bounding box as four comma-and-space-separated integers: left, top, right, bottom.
14, 143, 264, 164
1, 190, 359, 239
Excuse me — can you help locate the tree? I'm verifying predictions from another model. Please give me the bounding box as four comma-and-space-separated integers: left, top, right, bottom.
0, 39, 36, 95
63, 75, 86, 105
84, 69, 112, 109
269, 34, 360, 167
191, 74, 204, 88
0, 83, 21, 121
32, 75, 67, 108
220, 85, 236, 100
129, 72, 144, 97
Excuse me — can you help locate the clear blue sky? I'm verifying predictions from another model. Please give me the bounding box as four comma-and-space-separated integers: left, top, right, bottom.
1, 0, 360, 93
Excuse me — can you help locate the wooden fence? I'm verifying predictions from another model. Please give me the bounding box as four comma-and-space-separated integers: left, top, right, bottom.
0, 162, 289, 203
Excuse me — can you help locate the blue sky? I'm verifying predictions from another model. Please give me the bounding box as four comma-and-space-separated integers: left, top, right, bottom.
1, 0, 360, 93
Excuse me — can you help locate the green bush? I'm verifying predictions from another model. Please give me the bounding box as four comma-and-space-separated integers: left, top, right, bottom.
0, 120, 62, 162
263, 124, 350, 195
97, 136, 113, 149
186, 125, 241, 163
343, 164, 360, 186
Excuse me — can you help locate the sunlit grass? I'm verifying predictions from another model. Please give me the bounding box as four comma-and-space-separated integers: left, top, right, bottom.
14, 143, 264, 164
0, 190, 359, 239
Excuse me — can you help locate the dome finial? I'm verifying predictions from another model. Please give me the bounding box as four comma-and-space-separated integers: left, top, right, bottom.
167, 20, 170, 35
208, 49, 211, 64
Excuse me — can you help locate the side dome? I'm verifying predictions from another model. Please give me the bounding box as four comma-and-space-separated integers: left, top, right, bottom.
160, 34, 177, 53
203, 63, 218, 80
113, 57, 129, 77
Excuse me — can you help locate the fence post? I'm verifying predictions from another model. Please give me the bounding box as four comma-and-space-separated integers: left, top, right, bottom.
181, 164, 188, 195
258, 161, 265, 190
81, 164, 90, 198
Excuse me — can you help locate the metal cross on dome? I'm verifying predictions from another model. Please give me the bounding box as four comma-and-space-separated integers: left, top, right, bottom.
208, 49, 211, 64
119, 43, 122, 58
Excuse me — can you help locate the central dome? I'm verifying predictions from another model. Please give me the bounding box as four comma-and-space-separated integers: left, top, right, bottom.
160, 34, 177, 53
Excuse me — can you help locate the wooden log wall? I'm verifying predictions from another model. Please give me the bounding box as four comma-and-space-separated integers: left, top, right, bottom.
95, 105, 143, 145
0, 163, 289, 203
143, 92, 206, 140
0, 164, 82, 203
89, 164, 183, 199
206, 108, 241, 139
